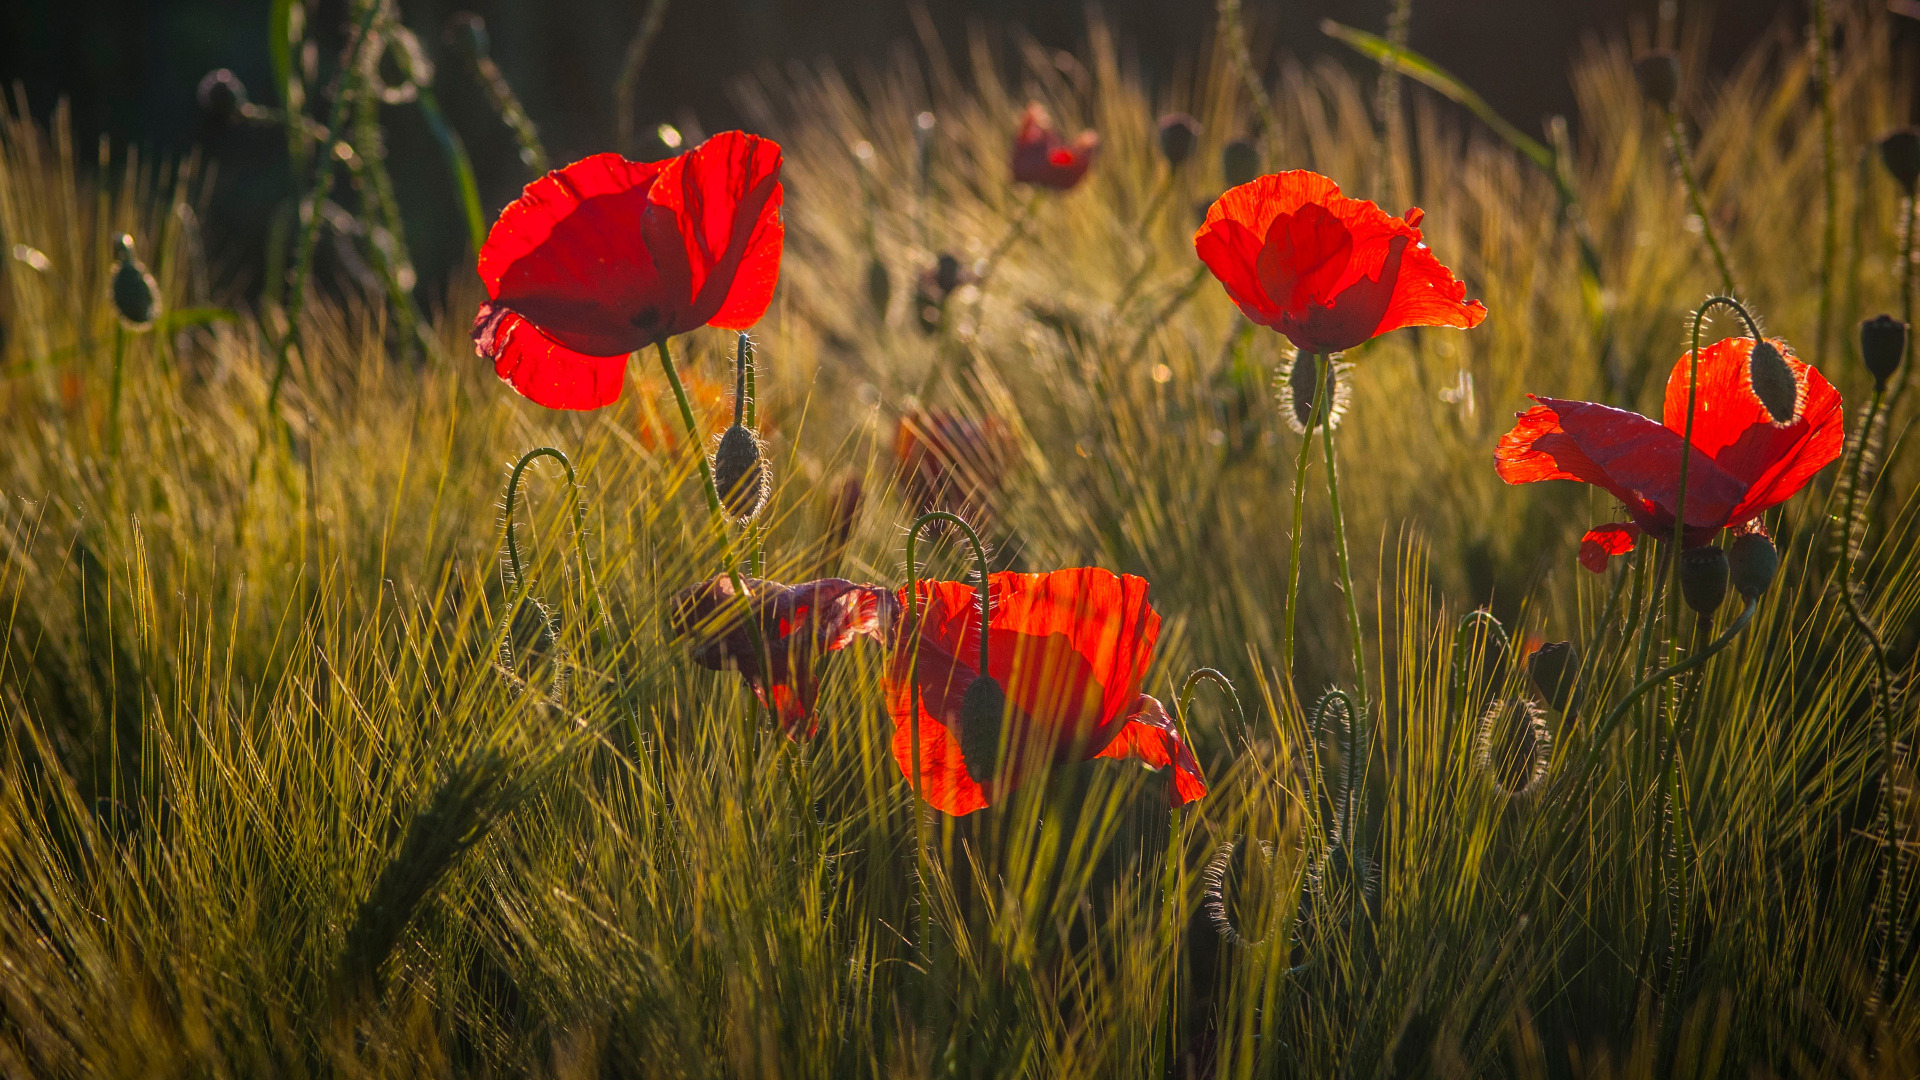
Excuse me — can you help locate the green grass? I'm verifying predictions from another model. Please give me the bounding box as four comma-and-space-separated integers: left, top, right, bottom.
0, 5, 1916, 1075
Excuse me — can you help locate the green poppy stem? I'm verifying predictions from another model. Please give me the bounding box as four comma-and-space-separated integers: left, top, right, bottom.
1316, 355, 1370, 706
1664, 106, 1736, 296
1280, 357, 1318, 675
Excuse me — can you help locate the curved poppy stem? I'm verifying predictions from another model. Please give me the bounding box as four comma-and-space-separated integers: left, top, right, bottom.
1671, 296, 1762, 568
1315, 355, 1370, 708
1178, 667, 1246, 749
1449, 609, 1509, 720
1280, 354, 1319, 676
1158, 666, 1238, 1079
655, 338, 772, 745
1590, 595, 1757, 747
733, 333, 766, 576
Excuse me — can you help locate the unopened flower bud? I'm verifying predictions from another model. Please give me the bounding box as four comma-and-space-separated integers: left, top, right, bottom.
111, 235, 161, 330
1879, 128, 1920, 194
1279, 352, 1348, 434
957, 674, 1007, 784
1679, 545, 1730, 616
1727, 533, 1778, 601
196, 69, 248, 128
444, 12, 490, 62
1634, 50, 1680, 109
866, 257, 891, 317
1475, 698, 1551, 799
1157, 113, 1200, 167
711, 424, 767, 523
934, 252, 962, 295
1747, 340, 1797, 424
1860, 314, 1907, 390
1222, 138, 1259, 189
1527, 641, 1580, 714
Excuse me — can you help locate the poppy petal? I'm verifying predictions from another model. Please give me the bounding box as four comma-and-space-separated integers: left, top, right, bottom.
474, 303, 631, 410
1093, 694, 1208, 805
1659, 338, 1846, 522
885, 629, 991, 815
1497, 397, 1748, 528
645, 130, 785, 330
1579, 522, 1640, 573
1368, 236, 1488, 339
1255, 201, 1354, 319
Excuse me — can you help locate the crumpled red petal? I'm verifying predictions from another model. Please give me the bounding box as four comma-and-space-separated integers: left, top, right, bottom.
1093, 694, 1207, 805
1578, 522, 1641, 574
1496, 396, 1748, 529
473, 303, 632, 411
1012, 105, 1099, 190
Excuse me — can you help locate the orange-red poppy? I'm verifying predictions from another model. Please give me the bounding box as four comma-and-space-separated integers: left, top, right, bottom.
1012, 104, 1099, 191
885, 568, 1205, 816
1496, 337, 1844, 572
473, 131, 784, 411
670, 575, 898, 737
1194, 170, 1485, 355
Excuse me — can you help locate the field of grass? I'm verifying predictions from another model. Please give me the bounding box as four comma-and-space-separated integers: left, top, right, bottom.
1, 1, 1917, 1075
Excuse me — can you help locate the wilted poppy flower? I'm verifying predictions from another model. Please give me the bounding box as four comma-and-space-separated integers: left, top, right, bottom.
895, 410, 1014, 527
1496, 336, 1844, 573
1012, 104, 1099, 191
669, 575, 898, 737
1194, 170, 1486, 355
885, 567, 1206, 816
473, 130, 784, 411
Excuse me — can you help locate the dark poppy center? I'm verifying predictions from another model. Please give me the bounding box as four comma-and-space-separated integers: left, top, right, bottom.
632, 305, 662, 331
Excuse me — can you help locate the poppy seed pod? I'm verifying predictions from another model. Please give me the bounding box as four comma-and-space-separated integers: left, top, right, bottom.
1527, 641, 1580, 714
1679, 545, 1730, 616
866, 257, 890, 317
1860, 314, 1907, 390
711, 424, 767, 523
1879, 128, 1920, 194
1634, 50, 1680, 109
1746, 339, 1798, 424
1157, 113, 1200, 167
956, 674, 1008, 784
444, 12, 490, 63
196, 69, 248, 128
1727, 532, 1778, 600
111, 235, 160, 330
1222, 138, 1259, 189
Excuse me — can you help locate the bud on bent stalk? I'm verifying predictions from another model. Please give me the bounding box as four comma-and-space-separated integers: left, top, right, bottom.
957, 673, 1008, 784
1157, 113, 1200, 168
196, 69, 248, 127
1746, 340, 1798, 424
1679, 545, 1731, 616
1860, 314, 1907, 391
1474, 698, 1551, 800
111, 235, 161, 331
1727, 533, 1778, 601
1634, 50, 1681, 109
712, 424, 767, 524
1879, 128, 1920, 194
1221, 138, 1259, 189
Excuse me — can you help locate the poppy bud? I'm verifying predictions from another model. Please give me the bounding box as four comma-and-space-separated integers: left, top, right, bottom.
1727, 533, 1778, 601
1879, 128, 1920, 194
111, 235, 161, 330
196, 69, 248, 128
1634, 50, 1680, 109
866, 257, 891, 317
1679, 545, 1730, 616
1527, 641, 1579, 714
1222, 138, 1259, 189
1860, 314, 1907, 390
711, 424, 767, 523
444, 12, 490, 63
1746, 340, 1797, 424
957, 674, 1007, 784
1474, 698, 1552, 799
1157, 112, 1200, 167
1278, 352, 1348, 434
934, 252, 963, 295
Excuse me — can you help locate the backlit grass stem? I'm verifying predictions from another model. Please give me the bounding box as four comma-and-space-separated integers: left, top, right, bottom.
1664, 107, 1736, 296
1317, 353, 1370, 709
1280, 355, 1319, 674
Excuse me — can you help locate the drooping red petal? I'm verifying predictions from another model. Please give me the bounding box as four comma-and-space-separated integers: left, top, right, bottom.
1093, 695, 1207, 805
1578, 522, 1641, 573
644, 130, 785, 330
1496, 396, 1748, 529
474, 303, 631, 411
1011, 105, 1098, 191
1658, 337, 1846, 523
886, 629, 991, 816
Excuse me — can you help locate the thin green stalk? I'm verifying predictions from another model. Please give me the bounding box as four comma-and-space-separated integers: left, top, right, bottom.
1664, 107, 1736, 296
612, 0, 672, 157
970, 191, 1043, 304
416, 83, 485, 254
1280, 356, 1319, 674
1369, 0, 1413, 202
1591, 597, 1758, 743
1811, 0, 1837, 370
1217, 0, 1281, 153
1317, 354, 1369, 705
108, 325, 126, 456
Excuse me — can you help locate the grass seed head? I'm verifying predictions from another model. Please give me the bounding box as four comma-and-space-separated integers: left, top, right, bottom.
1680, 544, 1731, 616
1727, 532, 1778, 600
1860, 314, 1907, 390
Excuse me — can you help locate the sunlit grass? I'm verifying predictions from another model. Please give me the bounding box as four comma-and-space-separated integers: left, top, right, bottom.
0, 5, 1916, 1076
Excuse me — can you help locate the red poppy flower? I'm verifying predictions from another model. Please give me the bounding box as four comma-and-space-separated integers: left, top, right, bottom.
473, 130, 784, 411
1193, 170, 1486, 355
894, 410, 1015, 527
1012, 104, 1099, 191
1495, 336, 1845, 573
885, 568, 1206, 816
669, 575, 897, 737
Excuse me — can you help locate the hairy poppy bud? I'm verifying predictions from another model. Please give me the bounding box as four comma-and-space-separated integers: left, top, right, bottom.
1278, 352, 1348, 434
196, 69, 248, 128
1222, 138, 1259, 189
111, 235, 160, 330
1157, 112, 1200, 167
866, 257, 890, 317
711, 424, 767, 523
1634, 50, 1680, 109
1880, 128, 1920, 194
1475, 698, 1551, 799
1747, 340, 1797, 424
1679, 545, 1730, 616
1727, 533, 1778, 600
1527, 641, 1579, 714
957, 674, 1007, 784
444, 12, 490, 62
1860, 314, 1907, 390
